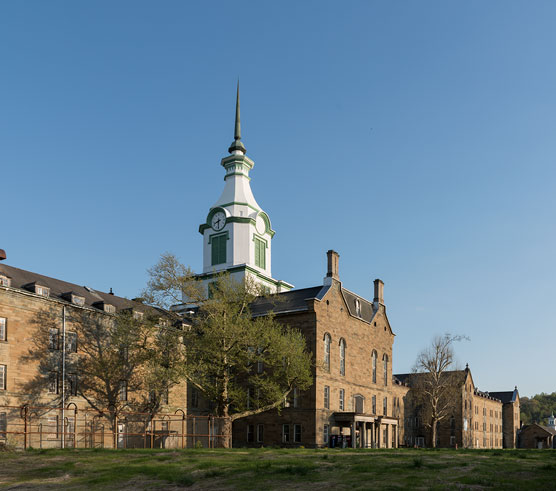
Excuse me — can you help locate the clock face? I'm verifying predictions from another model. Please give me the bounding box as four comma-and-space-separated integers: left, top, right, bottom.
211, 211, 226, 231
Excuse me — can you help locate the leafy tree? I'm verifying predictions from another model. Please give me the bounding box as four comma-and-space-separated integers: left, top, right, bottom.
24, 306, 185, 423
520, 392, 556, 425
143, 253, 314, 446
410, 333, 467, 448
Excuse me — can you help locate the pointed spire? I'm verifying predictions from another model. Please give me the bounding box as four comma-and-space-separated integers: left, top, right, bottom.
228, 80, 246, 154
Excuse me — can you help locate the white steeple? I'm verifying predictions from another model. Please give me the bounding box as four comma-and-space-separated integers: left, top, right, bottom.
195, 83, 293, 296
549, 413, 556, 430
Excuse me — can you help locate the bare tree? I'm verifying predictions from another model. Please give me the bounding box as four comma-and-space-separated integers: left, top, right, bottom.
410, 333, 467, 448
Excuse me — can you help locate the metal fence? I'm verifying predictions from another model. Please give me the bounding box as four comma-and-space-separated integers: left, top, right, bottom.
0, 405, 229, 450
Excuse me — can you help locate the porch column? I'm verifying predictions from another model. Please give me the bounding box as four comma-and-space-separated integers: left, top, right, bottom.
386, 424, 390, 448
351, 422, 356, 448
361, 423, 366, 449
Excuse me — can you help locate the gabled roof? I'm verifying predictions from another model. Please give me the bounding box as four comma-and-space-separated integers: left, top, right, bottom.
0, 263, 148, 313
341, 287, 376, 322
522, 423, 556, 437
250, 286, 324, 316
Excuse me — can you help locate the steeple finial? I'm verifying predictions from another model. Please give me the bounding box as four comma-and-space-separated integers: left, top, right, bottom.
228, 80, 246, 154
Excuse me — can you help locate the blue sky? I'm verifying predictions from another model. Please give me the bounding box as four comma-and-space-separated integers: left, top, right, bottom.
1, 1, 555, 398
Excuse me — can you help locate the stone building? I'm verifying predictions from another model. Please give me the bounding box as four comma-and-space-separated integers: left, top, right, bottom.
230, 250, 409, 448
489, 388, 520, 448
0, 255, 188, 448
395, 368, 517, 448
519, 423, 556, 449
1, 87, 520, 450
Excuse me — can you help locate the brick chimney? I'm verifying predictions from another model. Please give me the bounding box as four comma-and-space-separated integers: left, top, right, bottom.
373, 278, 384, 306
0, 249, 6, 261
323, 250, 340, 285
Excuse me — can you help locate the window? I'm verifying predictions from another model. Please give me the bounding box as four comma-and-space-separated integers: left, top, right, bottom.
339, 388, 345, 411
383, 397, 388, 416
323, 424, 329, 446
355, 299, 361, 317
254, 236, 266, 269
36, 285, 50, 297
104, 304, 116, 314
339, 338, 346, 376
49, 372, 58, 394
0, 275, 10, 287
354, 394, 364, 413
323, 334, 331, 371
371, 350, 377, 383
0, 365, 6, 391
293, 388, 299, 408
282, 424, 290, 443
0, 412, 6, 439
191, 387, 199, 408
211, 234, 227, 265
72, 295, 85, 306
161, 389, 169, 405
324, 386, 330, 409
119, 381, 128, 401
256, 424, 264, 443
49, 328, 59, 350
67, 373, 78, 396
66, 332, 77, 353
119, 346, 129, 362
294, 424, 302, 443
372, 395, 377, 414
383, 354, 389, 386
0, 317, 6, 341
247, 424, 254, 443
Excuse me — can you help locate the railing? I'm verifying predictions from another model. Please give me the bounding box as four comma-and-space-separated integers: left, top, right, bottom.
0, 404, 229, 450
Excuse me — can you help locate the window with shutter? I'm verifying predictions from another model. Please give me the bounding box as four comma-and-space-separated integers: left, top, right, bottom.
254, 237, 266, 269
211, 234, 227, 265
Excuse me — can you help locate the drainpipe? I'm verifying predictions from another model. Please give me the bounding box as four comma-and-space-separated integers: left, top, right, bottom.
62, 306, 66, 449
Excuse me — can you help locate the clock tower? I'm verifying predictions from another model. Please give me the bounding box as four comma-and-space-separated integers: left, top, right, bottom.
196, 84, 293, 296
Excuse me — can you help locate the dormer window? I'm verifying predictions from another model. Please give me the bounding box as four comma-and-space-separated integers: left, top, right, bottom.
355, 299, 361, 317
93, 301, 116, 313
0, 275, 10, 287
72, 295, 85, 306
35, 285, 50, 297
132, 311, 144, 321
62, 292, 85, 306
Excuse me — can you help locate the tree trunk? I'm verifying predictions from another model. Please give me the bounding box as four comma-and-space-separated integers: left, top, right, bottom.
431, 418, 437, 448
221, 414, 232, 449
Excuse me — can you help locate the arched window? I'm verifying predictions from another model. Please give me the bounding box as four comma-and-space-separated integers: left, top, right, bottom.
324, 333, 331, 372
383, 354, 389, 386
339, 338, 346, 376
371, 350, 377, 383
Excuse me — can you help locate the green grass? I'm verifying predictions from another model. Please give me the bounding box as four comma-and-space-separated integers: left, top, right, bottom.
0, 447, 554, 489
